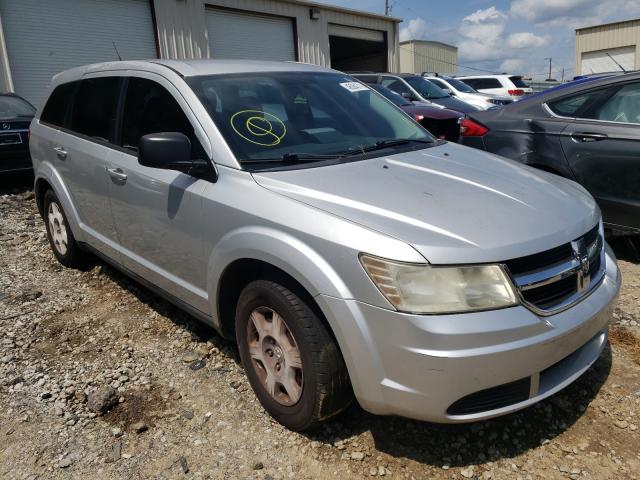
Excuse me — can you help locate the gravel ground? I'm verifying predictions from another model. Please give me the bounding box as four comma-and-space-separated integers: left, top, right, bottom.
1, 177, 639, 480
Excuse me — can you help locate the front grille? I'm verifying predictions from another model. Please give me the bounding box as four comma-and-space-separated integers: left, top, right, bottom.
504, 224, 605, 314
447, 377, 531, 415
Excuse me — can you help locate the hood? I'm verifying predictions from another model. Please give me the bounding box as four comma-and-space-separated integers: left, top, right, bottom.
428, 96, 480, 114
253, 142, 599, 265
402, 104, 462, 120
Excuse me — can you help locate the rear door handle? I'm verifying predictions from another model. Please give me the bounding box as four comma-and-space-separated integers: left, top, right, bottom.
107, 168, 127, 183
571, 132, 608, 143
53, 146, 68, 160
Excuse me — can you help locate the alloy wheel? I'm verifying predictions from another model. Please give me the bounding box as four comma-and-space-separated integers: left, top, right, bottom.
246, 306, 303, 406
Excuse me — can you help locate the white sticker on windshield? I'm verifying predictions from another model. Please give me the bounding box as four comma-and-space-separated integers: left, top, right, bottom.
339, 82, 370, 93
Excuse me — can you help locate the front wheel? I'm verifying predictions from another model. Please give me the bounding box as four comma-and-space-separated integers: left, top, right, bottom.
235, 280, 352, 431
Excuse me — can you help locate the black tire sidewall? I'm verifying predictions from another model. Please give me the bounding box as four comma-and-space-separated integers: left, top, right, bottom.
236, 281, 322, 431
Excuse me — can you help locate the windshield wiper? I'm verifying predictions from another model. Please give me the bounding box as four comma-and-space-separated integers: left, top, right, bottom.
242, 152, 346, 164
344, 138, 433, 156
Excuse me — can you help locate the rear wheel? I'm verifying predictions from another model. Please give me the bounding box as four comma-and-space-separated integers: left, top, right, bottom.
236, 280, 352, 431
43, 189, 88, 269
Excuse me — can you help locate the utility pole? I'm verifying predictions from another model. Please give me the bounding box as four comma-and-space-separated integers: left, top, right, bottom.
544, 57, 552, 80
384, 0, 390, 15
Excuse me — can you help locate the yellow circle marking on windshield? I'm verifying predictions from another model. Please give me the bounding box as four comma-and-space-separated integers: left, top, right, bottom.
230, 110, 286, 147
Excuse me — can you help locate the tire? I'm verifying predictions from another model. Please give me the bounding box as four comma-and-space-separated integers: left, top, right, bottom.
235, 280, 352, 431
43, 189, 88, 269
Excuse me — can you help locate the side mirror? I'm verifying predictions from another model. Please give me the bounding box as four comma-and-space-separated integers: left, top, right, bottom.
138, 132, 209, 176
443, 88, 454, 96
401, 91, 416, 101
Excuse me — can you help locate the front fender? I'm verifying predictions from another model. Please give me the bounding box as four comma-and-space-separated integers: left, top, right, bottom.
207, 226, 352, 325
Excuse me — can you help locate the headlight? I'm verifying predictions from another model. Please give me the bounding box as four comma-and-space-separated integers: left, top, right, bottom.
360, 254, 519, 314
485, 98, 501, 105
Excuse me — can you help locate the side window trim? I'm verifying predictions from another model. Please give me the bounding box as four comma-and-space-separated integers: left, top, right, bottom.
546, 85, 625, 123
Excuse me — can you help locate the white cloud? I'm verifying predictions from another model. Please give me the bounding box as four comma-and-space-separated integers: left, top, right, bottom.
505, 32, 549, 49
458, 7, 508, 61
500, 58, 525, 73
510, 0, 600, 24
400, 18, 429, 42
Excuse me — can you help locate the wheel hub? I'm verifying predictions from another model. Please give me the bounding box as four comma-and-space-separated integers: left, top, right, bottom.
47, 202, 68, 255
246, 307, 303, 406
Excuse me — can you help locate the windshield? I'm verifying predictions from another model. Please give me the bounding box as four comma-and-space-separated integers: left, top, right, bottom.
0, 95, 35, 119
370, 85, 411, 107
405, 77, 450, 99
444, 78, 477, 94
187, 72, 432, 169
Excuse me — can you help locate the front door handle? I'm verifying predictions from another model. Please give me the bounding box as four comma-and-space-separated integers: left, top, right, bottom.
107, 168, 127, 183
571, 132, 608, 143
53, 146, 68, 160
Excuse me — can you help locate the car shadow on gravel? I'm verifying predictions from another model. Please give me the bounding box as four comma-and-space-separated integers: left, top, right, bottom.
92, 260, 236, 355
309, 344, 613, 468
608, 236, 640, 263
0, 172, 34, 195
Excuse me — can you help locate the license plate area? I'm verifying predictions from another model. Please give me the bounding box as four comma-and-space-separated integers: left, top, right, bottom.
0, 133, 21, 145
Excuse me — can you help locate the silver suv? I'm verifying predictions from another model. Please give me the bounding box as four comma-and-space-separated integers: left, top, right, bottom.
30, 60, 620, 431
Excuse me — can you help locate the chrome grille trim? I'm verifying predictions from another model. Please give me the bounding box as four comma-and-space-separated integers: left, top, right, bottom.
505, 222, 606, 316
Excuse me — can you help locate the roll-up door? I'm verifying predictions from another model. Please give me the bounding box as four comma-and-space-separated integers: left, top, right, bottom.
0, 0, 157, 108
206, 8, 296, 62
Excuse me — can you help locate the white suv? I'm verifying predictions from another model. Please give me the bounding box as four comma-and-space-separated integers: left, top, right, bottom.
424, 75, 513, 110
457, 75, 533, 100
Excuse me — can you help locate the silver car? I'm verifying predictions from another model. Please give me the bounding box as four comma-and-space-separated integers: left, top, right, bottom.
30, 60, 621, 431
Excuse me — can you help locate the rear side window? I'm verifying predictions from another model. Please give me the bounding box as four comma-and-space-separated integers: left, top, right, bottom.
69, 78, 121, 142
547, 88, 611, 117
121, 77, 202, 158
464, 78, 502, 89
509, 76, 529, 88
41, 82, 77, 128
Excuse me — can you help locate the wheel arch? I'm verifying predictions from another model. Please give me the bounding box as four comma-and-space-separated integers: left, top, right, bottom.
33, 168, 85, 242
208, 227, 352, 341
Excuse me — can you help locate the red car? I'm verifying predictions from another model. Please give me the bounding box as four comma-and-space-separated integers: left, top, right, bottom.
368, 84, 463, 141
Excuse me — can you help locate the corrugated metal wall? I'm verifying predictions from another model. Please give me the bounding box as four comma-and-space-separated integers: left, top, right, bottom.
152, 0, 400, 71
0, 0, 399, 95
399, 41, 457, 75
575, 20, 640, 74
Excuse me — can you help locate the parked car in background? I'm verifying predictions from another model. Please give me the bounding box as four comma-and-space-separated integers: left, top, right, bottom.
0, 93, 35, 174
31, 60, 620, 432
367, 83, 463, 141
459, 72, 640, 235
424, 75, 513, 110
457, 75, 533, 100
353, 73, 480, 114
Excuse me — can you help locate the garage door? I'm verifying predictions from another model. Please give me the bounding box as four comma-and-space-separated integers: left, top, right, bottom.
581, 46, 636, 75
0, 0, 157, 108
207, 8, 295, 62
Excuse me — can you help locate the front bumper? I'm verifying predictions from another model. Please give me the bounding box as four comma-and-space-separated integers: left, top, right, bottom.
317, 246, 621, 423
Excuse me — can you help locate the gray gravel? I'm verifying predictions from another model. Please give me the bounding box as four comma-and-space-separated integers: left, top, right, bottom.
1, 185, 640, 479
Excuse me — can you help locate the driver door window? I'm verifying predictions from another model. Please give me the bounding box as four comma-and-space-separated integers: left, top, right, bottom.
121, 77, 203, 158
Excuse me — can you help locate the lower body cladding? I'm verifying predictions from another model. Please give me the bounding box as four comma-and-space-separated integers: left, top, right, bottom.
317, 247, 620, 423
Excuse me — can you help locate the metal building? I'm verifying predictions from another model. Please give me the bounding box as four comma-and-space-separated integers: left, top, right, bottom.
575, 18, 640, 76
0, 0, 401, 108
399, 40, 457, 75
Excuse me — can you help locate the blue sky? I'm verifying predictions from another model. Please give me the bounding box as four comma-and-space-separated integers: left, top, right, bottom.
313, 0, 640, 79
